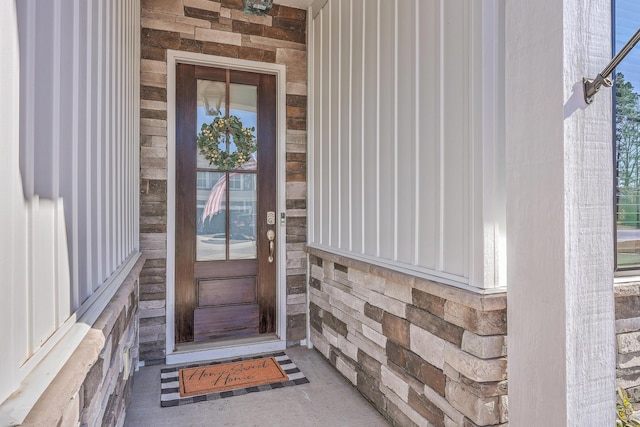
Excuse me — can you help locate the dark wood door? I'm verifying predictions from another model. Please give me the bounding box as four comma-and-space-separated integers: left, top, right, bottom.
175, 64, 277, 343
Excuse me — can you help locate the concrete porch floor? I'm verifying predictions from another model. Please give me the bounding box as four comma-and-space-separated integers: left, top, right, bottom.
124, 346, 390, 426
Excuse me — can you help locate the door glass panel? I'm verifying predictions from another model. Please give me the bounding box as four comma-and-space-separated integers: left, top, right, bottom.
197, 80, 226, 169
229, 173, 257, 259
229, 83, 258, 170
197, 171, 226, 261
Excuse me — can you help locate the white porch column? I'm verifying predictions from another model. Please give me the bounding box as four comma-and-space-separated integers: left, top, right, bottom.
506, 0, 616, 425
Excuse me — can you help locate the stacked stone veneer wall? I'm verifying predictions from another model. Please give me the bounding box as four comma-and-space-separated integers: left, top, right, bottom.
22, 257, 145, 427
616, 282, 640, 406
307, 248, 508, 427
139, 0, 308, 362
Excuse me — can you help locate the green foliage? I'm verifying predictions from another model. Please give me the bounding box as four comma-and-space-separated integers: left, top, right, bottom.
197, 115, 256, 171
617, 387, 640, 427
616, 73, 640, 192
615, 73, 640, 230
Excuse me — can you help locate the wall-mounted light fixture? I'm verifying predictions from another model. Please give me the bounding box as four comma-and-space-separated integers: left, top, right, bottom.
243, 0, 273, 16
584, 27, 640, 104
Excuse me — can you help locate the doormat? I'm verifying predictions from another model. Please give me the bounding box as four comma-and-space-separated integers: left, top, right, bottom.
160, 352, 309, 407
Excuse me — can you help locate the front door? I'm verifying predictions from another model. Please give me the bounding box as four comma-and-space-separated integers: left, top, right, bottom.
175, 64, 277, 344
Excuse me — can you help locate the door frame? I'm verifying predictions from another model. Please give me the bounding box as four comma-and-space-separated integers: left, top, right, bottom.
165, 50, 288, 365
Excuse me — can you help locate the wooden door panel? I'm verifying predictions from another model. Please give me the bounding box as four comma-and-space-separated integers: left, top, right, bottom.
256, 73, 277, 334
175, 63, 197, 343
194, 259, 258, 278
175, 65, 277, 345
198, 277, 257, 306
194, 305, 259, 342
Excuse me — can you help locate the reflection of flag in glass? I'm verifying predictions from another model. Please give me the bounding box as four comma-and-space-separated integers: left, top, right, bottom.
200, 158, 256, 223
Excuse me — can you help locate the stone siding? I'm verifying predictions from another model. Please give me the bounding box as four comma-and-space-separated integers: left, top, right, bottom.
307, 247, 508, 427
139, 0, 308, 362
22, 256, 145, 427
616, 281, 640, 406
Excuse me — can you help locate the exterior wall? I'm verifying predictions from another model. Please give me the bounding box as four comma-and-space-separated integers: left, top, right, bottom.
22, 257, 145, 427
1, 0, 141, 422
138, 0, 308, 362
307, 0, 506, 291
616, 282, 640, 405
307, 247, 508, 426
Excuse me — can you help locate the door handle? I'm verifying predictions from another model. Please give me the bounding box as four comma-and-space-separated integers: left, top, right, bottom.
267, 229, 275, 263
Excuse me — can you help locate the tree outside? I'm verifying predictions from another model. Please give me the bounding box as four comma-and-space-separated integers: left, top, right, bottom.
615, 72, 640, 268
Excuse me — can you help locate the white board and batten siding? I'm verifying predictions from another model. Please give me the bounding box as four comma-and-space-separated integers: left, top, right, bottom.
0, 0, 141, 421
308, 0, 506, 291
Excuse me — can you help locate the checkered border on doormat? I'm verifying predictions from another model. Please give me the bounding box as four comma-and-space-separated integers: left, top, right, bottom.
160, 352, 310, 407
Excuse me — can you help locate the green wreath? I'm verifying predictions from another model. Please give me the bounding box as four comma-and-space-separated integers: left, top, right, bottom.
197, 115, 257, 171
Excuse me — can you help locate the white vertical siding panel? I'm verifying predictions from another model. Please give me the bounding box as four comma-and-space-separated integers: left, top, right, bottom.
309, 0, 504, 289
395, 0, 416, 264
320, 7, 331, 245
72, 0, 92, 309
110, 0, 117, 274
30, 199, 57, 353
417, 0, 439, 270
470, 1, 485, 288
85, 0, 95, 296
123, 0, 128, 258
130, 0, 136, 254
0, 0, 28, 403
52, 0, 67, 331
350, 0, 364, 254
491, 0, 507, 290
52, 0, 62, 201
122, 0, 127, 258
133, 0, 140, 253
469, 0, 506, 289
329, 0, 340, 247
129, 0, 134, 253
13, 0, 33, 373
437, 0, 446, 272
106, 0, 112, 279
97, 0, 105, 288
121, 0, 126, 261
441, 0, 468, 276
362, 0, 379, 257
53, 0, 79, 316
124, 0, 130, 257
115, 0, 121, 266
339, 0, 352, 250
312, 13, 322, 243
99, 0, 105, 282
33, 2, 55, 199
413, 0, 420, 265
19, 0, 35, 200
106, 0, 113, 276
378, 0, 396, 260
69, 0, 81, 310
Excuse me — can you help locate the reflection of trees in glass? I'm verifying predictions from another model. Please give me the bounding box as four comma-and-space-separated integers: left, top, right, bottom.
616, 72, 640, 228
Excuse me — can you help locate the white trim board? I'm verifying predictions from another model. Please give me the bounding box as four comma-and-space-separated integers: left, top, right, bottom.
165, 50, 288, 364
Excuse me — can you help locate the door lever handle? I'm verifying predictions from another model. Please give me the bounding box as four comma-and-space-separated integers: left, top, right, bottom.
267, 229, 275, 263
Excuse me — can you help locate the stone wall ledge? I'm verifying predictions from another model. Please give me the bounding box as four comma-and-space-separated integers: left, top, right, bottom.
305, 246, 506, 312
22, 255, 146, 426
615, 280, 640, 297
